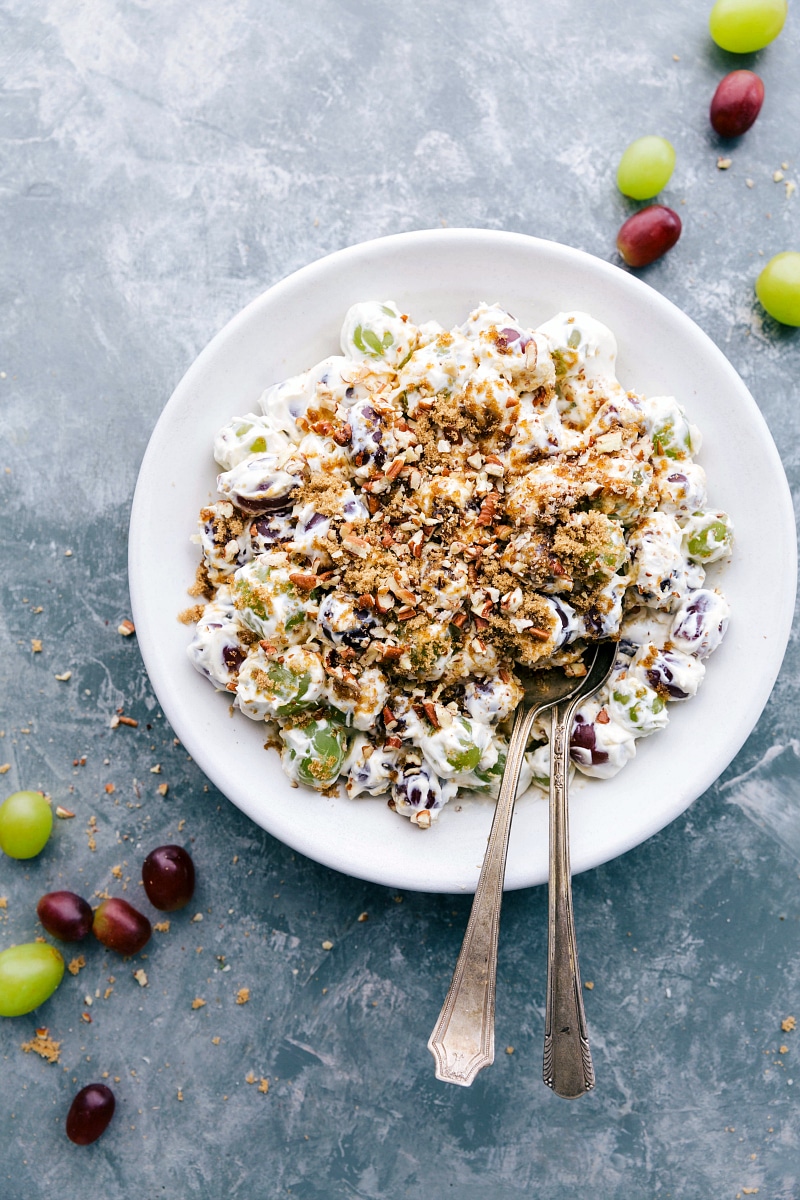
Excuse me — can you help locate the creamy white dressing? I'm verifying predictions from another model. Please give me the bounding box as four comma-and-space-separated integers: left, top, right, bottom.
187, 300, 732, 818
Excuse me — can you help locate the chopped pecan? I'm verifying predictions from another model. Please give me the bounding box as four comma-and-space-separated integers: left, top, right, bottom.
476, 494, 497, 527
332, 422, 352, 446
288, 572, 318, 591
375, 589, 395, 614
422, 701, 440, 729
385, 458, 406, 482
379, 644, 405, 661
341, 535, 370, 559
529, 627, 551, 641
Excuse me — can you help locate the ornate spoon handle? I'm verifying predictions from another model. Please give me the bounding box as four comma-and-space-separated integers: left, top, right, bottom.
543, 702, 595, 1099
428, 702, 539, 1086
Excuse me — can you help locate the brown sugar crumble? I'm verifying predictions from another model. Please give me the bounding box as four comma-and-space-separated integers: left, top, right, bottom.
21, 1028, 61, 1064
178, 301, 730, 824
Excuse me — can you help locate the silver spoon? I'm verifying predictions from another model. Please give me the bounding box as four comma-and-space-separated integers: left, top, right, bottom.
543, 639, 617, 1099
427, 641, 616, 1087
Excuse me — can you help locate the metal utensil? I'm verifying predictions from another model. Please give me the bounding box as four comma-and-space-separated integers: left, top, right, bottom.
427, 641, 615, 1087
543, 639, 617, 1099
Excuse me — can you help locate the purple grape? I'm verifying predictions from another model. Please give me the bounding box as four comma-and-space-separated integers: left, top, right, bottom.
142, 845, 195, 912
92, 898, 151, 955
570, 716, 609, 767
392, 763, 449, 813
670, 590, 729, 659
644, 651, 692, 699
222, 644, 247, 671
617, 206, 682, 268
710, 70, 764, 138
66, 1083, 115, 1145
36, 891, 93, 942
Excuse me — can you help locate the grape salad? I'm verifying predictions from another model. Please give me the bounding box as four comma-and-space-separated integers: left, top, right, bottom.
183, 301, 732, 826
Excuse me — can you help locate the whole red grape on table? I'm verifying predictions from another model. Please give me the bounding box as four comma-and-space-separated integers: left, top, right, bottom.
66, 1084, 116, 1146
617, 205, 682, 268
37, 891, 93, 942
710, 71, 765, 137
92, 898, 152, 955
141, 844, 196, 911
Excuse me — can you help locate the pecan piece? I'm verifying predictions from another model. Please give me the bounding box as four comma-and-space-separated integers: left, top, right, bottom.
288, 572, 318, 591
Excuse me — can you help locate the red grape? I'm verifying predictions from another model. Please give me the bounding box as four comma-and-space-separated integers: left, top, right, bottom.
37, 891, 93, 942
710, 70, 764, 137
616, 205, 682, 268
142, 844, 196, 911
66, 1083, 115, 1145
92, 897, 151, 955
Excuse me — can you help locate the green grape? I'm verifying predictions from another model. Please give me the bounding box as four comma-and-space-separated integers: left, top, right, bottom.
474, 751, 506, 792
0, 790, 53, 859
291, 717, 348, 789
709, 0, 787, 53
683, 510, 734, 562
268, 662, 313, 716
617, 137, 676, 200
0, 942, 65, 1016
444, 718, 483, 774
756, 253, 800, 327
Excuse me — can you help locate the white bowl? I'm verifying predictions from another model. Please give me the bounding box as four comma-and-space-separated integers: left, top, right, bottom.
129, 229, 796, 893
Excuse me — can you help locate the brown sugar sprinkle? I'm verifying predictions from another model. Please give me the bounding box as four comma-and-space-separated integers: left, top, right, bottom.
21, 1029, 61, 1064
67, 956, 86, 976
236, 988, 250, 1005
178, 604, 206, 625
183, 307, 682, 786
781, 1016, 797, 1033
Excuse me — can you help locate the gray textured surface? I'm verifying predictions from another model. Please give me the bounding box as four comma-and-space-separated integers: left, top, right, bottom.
1, 2, 799, 1196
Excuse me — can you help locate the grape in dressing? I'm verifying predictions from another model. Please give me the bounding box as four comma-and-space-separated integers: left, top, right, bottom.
185, 301, 732, 822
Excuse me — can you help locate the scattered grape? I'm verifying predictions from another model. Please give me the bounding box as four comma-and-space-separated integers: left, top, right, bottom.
0, 942, 65, 1017
616, 136, 676, 200
142, 845, 196, 911
92, 898, 152, 955
66, 1084, 116, 1145
0, 790, 53, 859
37, 891, 93, 942
710, 70, 765, 137
709, 0, 787, 53
616, 206, 682, 268
756, 253, 800, 326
